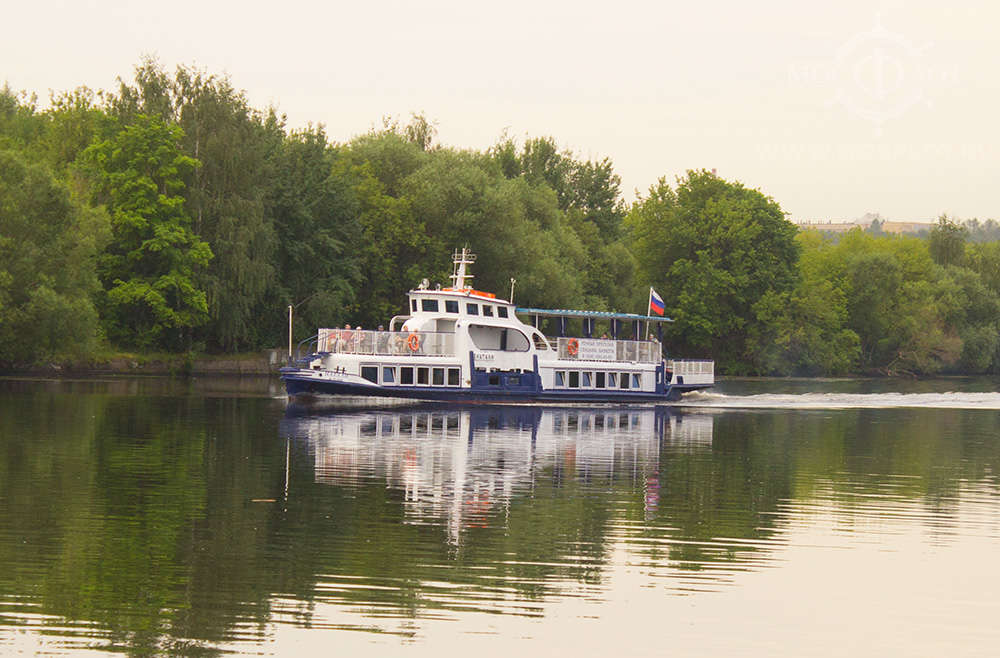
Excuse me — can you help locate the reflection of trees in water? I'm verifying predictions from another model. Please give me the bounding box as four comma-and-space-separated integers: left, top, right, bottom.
4, 382, 1000, 651
0, 390, 287, 655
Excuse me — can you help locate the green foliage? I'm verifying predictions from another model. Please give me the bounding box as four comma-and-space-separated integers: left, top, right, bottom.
788, 228, 999, 375
266, 127, 362, 341
0, 84, 44, 153
106, 58, 281, 351
6, 59, 1000, 376
928, 214, 967, 267
491, 135, 626, 239
43, 87, 115, 173
397, 147, 588, 310
83, 115, 211, 350
749, 279, 860, 376
627, 170, 800, 368
0, 149, 109, 363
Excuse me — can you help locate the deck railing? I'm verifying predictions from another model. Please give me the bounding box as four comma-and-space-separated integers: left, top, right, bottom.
668, 359, 715, 384
668, 359, 715, 375
312, 328, 672, 365
318, 329, 455, 357
556, 337, 661, 364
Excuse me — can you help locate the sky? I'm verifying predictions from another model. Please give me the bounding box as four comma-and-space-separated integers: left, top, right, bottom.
4, 0, 997, 222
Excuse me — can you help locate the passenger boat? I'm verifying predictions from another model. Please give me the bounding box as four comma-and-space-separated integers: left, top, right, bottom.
280, 248, 714, 403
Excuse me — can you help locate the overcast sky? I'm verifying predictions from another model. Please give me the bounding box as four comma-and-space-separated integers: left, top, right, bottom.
4, 0, 997, 222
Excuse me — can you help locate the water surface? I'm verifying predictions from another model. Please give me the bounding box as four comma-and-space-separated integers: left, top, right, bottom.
1, 376, 999, 656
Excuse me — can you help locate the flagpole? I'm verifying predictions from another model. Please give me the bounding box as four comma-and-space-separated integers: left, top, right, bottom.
646, 287, 653, 340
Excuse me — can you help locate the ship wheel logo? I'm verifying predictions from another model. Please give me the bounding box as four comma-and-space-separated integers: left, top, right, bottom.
829, 17, 931, 135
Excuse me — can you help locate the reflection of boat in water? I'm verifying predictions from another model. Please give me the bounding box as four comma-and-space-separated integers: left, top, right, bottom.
281, 405, 714, 542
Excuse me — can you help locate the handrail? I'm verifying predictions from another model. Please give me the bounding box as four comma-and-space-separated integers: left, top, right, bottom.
668, 359, 715, 375
290, 334, 318, 365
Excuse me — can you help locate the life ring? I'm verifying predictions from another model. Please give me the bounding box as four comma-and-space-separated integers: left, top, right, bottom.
567, 338, 579, 356
407, 333, 420, 352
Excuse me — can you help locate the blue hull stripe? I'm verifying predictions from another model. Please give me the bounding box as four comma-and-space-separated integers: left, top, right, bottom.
281, 371, 709, 403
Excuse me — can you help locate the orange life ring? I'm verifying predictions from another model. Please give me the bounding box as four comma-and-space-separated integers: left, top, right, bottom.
567, 338, 579, 356
407, 333, 420, 352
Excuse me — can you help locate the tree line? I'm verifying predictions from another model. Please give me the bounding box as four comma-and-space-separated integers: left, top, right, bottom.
1, 58, 998, 376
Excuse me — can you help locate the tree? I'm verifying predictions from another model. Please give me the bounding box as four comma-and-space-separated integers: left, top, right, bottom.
83, 115, 212, 350
928, 214, 967, 267
748, 232, 860, 375
106, 59, 280, 351
0, 150, 109, 363
42, 87, 113, 174
397, 148, 588, 311
265, 127, 361, 342
626, 170, 800, 370
0, 85, 44, 153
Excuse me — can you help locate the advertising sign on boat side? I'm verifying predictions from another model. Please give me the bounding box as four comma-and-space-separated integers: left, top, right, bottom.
577, 339, 617, 361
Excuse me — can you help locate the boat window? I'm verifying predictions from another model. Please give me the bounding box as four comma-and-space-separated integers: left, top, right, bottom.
569, 372, 579, 388
411, 299, 417, 312
489, 374, 500, 385
582, 372, 592, 387
401, 367, 414, 385
509, 375, 521, 386
596, 372, 606, 388
507, 330, 529, 351
432, 368, 445, 385
421, 299, 439, 312
632, 374, 641, 388
607, 373, 617, 388
466, 303, 479, 315
620, 373, 630, 389
532, 333, 548, 350
498, 306, 509, 318
361, 366, 378, 384
445, 300, 459, 313
555, 371, 566, 387
468, 324, 529, 351
417, 367, 429, 385
482, 305, 493, 317
448, 368, 460, 386
382, 367, 395, 384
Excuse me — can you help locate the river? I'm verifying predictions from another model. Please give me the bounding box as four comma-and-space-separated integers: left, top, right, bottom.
1, 376, 998, 656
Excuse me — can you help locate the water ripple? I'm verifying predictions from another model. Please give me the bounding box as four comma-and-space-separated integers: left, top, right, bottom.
677, 391, 1000, 409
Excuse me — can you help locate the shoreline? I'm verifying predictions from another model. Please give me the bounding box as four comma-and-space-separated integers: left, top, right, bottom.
0, 350, 287, 378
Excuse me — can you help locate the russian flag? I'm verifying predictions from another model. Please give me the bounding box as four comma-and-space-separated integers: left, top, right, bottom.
649, 287, 665, 316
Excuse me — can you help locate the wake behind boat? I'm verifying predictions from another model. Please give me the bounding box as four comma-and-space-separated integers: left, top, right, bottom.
280, 248, 714, 403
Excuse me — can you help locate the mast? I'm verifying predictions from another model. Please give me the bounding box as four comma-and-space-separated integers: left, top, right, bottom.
450, 247, 477, 290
